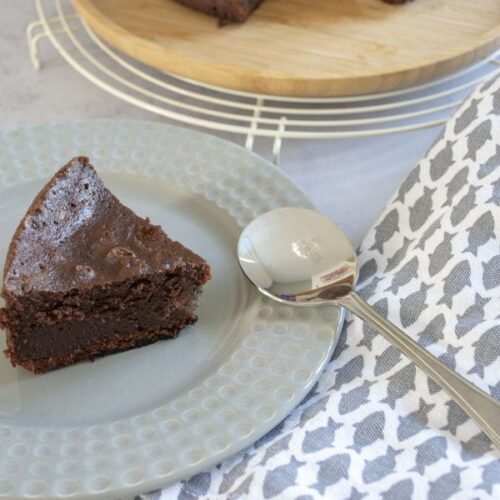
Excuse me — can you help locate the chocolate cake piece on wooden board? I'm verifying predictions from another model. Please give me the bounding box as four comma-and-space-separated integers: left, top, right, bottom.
174, 0, 264, 24
0, 157, 211, 374
173, 0, 413, 24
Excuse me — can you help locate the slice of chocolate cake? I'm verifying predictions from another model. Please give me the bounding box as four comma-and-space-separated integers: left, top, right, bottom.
174, 0, 264, 24
0, 157, 211, 374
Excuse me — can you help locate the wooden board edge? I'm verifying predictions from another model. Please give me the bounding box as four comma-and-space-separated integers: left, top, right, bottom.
72, 0, 500, 97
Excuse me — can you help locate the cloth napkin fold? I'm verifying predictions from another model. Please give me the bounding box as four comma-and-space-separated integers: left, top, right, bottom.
145, 75, 500, 499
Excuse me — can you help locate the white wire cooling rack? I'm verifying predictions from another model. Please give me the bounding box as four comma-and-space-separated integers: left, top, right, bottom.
28, 0, 500, 164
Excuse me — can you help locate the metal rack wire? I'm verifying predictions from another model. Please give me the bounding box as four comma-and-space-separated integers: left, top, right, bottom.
28, 0, 500, 163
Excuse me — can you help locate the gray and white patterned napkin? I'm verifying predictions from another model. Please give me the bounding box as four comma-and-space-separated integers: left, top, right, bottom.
146, 75, 500, 499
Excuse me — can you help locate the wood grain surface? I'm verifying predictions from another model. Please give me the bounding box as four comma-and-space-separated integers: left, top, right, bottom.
73, 0, 500, 96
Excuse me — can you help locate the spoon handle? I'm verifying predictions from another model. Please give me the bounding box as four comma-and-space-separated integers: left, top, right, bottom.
337, 291, 500, 449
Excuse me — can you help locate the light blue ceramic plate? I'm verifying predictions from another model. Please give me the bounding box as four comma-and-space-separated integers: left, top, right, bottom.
0, 120, 343, 499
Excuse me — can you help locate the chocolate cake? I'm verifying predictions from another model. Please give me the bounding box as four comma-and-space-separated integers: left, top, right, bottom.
174, 0, 263, 24
0, 157, 211, 374
174, 0, 413, 24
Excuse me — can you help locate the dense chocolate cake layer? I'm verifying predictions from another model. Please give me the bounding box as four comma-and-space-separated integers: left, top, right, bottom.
4, 271, 203, 361
0, 157, 211, 373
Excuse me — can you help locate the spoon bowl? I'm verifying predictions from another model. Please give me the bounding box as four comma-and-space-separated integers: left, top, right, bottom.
238, 207, 500, 449
238, 208, 357, 304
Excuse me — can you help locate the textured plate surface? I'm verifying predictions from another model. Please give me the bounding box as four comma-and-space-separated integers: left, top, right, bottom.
0, 120, 342, 499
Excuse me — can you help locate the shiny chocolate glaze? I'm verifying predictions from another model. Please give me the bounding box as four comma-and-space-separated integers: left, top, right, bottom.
2, 157, 207, 297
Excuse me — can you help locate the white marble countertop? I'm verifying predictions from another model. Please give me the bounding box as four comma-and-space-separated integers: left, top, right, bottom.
2, 1, 445, 246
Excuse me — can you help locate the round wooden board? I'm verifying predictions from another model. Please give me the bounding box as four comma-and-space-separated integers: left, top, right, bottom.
73, 0, 500, 97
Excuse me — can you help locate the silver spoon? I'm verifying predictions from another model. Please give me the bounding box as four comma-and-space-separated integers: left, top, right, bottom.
238, 207, 500, 449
